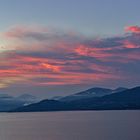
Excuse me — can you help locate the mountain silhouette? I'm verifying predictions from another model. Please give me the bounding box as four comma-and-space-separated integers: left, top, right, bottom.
59, 87, 127, 102
11, 86, 140, 112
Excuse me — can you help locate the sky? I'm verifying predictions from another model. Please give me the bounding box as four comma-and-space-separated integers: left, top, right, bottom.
0, 0, 140, 98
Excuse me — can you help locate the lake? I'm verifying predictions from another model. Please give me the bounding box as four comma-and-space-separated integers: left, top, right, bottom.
0, 111, 140, 140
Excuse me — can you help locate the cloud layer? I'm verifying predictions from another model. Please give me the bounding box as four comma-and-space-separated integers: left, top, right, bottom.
125, 25, 140, 33
0, 25, 140, 88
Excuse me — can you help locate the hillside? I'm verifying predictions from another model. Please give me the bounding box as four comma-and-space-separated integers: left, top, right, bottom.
11, 86, 140, 112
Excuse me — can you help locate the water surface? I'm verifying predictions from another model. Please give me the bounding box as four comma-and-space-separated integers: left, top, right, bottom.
0, 111, 140, 140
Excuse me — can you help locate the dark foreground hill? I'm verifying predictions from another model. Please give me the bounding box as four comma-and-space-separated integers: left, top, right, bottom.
11, 86, 140, 112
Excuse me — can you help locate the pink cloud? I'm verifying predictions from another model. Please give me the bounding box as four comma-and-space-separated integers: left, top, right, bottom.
123, 40, 140, 49
0, 25, 140, 88
75, 44, 114, 59
125, 26, 140, 33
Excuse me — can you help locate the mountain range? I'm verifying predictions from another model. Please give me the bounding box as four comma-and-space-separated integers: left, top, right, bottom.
59, 87, 127, 101
11, 86, 140, 112
0, 94, 38, 111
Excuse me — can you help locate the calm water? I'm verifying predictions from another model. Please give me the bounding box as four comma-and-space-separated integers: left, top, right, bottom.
0, 111, 140, 140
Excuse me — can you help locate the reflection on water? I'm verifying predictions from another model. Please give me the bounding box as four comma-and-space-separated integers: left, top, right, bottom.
0, 111, 140, 140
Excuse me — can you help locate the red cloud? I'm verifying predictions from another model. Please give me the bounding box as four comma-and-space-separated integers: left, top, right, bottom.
75, 45, 113, 59
0, 25, 140, 88
123, 40, 140, 49
40, 63, 60, 72
125, 26, 140, 33
0, 53, 121, 88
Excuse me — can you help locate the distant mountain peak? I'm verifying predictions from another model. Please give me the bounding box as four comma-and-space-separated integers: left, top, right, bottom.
59, 86, 129, 102
16, 94, 38, 104
60, 87, 112, 102
11, 86, 140, 112
0, 94, 14, 99
17, 94, 37, 99
113, 87, 128, 93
